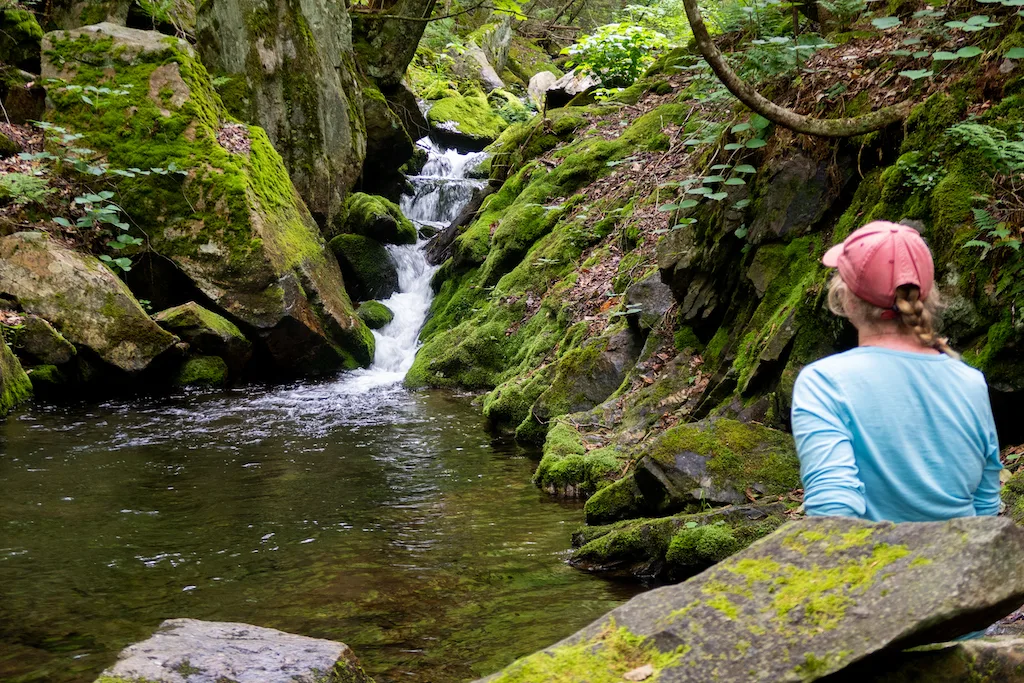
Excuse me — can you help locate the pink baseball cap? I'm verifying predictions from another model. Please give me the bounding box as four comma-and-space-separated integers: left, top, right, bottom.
822, 221, 934, 308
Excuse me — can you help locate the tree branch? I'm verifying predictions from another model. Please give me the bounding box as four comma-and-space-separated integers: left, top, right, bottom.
351, 0, 490, 22
681, 0, 914, 137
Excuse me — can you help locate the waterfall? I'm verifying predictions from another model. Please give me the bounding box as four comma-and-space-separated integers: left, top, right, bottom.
335, 138, 487, 392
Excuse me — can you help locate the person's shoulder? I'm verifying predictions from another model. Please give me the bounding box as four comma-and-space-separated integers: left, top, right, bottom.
799, 348, 868, 380
944, 356, 988, 388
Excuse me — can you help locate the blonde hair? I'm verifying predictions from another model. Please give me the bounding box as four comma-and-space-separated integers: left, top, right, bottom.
827, 273, 959, 358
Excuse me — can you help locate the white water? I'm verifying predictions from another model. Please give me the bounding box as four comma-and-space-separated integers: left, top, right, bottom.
334, 138, 487, 393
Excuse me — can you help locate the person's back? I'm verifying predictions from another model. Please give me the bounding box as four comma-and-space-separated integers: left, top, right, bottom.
793, 346, 1000, 522
791, 221, 1002, 524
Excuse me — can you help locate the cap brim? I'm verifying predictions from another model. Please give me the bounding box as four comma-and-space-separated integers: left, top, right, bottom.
822, 243, 844, 267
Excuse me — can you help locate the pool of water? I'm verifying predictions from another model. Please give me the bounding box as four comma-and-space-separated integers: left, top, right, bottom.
0, 381, 639, 682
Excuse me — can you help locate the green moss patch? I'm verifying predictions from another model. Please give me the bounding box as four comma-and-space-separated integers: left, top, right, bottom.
357, 301, 394, 330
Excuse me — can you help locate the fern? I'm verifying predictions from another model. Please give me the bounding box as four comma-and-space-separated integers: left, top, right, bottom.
946, 122, 1024, 175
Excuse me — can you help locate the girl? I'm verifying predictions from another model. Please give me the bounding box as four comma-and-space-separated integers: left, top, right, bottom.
791, 221, 1003, 523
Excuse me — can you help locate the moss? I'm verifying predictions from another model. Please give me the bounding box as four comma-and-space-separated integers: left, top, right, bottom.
356, 301, 394, 330
0, 335, 32, 415
344, 193, 417, 246
1002, 469, 1024, 525
173, 355, 229, 386
27, 364, 66, 394
329, 234, 398, 302
667, 524, 741, 567
427, 94, 508, 144
583, 473, 643, 525
154, 302, 248, 344
0, 9, 43, 70
488, 621, 688, 683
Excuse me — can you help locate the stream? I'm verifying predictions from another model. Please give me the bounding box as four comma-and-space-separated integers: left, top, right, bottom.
0, 140, 640, 683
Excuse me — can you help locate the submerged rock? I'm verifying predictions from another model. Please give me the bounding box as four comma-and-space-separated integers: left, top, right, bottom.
477, 516, 1024, 683
42, 24, 374, 375
0, 232, 177, 374
94, 617, 375, 683
357, 301, 394, 330
154, 302, 252, 375
0, 334, 31, 416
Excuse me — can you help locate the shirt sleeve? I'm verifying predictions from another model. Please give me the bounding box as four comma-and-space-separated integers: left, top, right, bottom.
791, 366, 866, 518
973, 391, 1002, 517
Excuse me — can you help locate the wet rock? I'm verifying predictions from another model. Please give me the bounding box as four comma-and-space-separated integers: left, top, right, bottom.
427, 94, 508, 152
329, 234, 400, 302
844, 637, 1024, 682
344, 193, 417, 246
15, 314, 77, 366
153, 302, 252, 374
545, 70, 600, 110
173, 355, 229, 387
0, 334, 31, 416
746, 154, 839, 245
94, 617, 375, 683
571, 503, 788, 580
26, 363, 67, 396
42, 24, 374, 375
196, 0, 366, 229
357, 301, 394, 330
0, 232, 177, 374
362, 84, 415, 199
477, 516, 1024, 683
425, 182, 497, 266
633, 417, 800, 515
624, 272, 675, 331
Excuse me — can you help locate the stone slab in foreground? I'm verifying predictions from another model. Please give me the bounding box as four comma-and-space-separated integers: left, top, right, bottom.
477, 516, 1024, 683
95, 618, 374, 683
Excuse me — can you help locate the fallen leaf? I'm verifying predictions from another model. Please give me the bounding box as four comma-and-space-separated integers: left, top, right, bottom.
624, 664, 655, 681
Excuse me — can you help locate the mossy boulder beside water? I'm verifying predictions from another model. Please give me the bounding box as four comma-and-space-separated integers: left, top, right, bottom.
15, 314, 77, 366
478, 517, 1024, 683
329, 234, 400, 302
41, 23, 374, 375
195, 0, 366, 228
0, 334, 31, 416
344, 193, 417, 245
427, 94, 508, 151
0, 232, 177, 374
357, 301, 394, 330
173, 355, 229, 387
153, 302, 252, 374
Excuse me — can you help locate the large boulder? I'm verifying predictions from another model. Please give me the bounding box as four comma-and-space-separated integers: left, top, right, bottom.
0, 8, 42, 72
477, 516, 1024, 683
362, 82, 415, 198
357, 301, 394, 330
351, 0, 434, 88
329, 234, 400, 302
844, 636, 1024, 682
14, 314, 77, 366
545, 70, 600, 110
528, 71, 558, 109
153, 302, 252, 374
42, 24, 374, 375
196, 0, 366, 229
0, 232, 177, 374
94, 618, 375, 683
0, 334, 31, 416
427, 94, 508, 152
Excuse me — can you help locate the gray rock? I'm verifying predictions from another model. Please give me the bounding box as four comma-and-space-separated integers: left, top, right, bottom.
625, 272, 675, 331
475, 17, 512, 73
95, 618, 375, 683
746, 154, 840, 245
477, 516, 1024, 683
844, 636, 1024, 682
16, 314, 77, 365
196, 0, 366, 229
153, 302, 252, 374
456, 43, 505, 92
42, 23, 193, 77
528, 71, 558, 109
351, 0, 433, 87
545, 70, 599, 109
0, 232, 177, 374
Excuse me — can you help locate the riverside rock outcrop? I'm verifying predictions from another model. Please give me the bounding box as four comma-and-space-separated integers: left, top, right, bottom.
0, 334, 31, 416
41, 23, 374, 375
0, 232, 177, 374
94, 618, 375, 683
195, 0, 366, 230
477, 516, 1024, 683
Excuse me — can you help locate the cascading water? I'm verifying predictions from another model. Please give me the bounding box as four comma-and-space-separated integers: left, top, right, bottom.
337, 138, 487, 391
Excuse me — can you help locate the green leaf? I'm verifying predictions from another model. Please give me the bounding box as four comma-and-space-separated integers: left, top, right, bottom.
902, 36, 922, 45
735, 164, 757, 174
99, 254, 113, 262
658, 203, 679, 212
745, 138, 768, 149
872, 16, 902, 29
912, 51, 932, 58
899, 69, 934, 80
889, 49, 912, 56
956, 46, 984, 58
678, 199, 700, 209
707, 192, 728, 201
731, 122, 752, 133
751, 115, 771, 130
711, 164, 732, 170
962, 239, 992, 249
724, 178, 746, 185
52, 217, 72, 227
724, 142, 744, 150
702, 175, 725, 183
932, 51, 959, 61
683, 138, 704, 146
687, 187, 712, 195
735, 226, 749, 239
733, 199, 752, 209
1007, 48, 1024, 58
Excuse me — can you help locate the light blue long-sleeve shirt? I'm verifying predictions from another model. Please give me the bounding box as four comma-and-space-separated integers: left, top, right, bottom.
791, 346, 1002, 523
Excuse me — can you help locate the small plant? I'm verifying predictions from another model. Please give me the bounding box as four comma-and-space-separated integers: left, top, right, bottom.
963, 207, 1021, 259
563, 23, 670, 88
0, 173, 54, 205
946, 122, 1024, 176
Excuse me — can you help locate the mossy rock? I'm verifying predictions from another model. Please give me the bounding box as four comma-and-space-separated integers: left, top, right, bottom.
26, 364, 67, 396
173, 355, 229, 387
427, 94, 508, 151
15, 314, 76, 366
329, 234, 399, 302
0, 334, 31, 416
570, 503, 788, 581
0, 9, 43, 71
633, 417, 801, 515
357, 301, 394, 330
195, 0, 365, 228
153, 302, 252, 373
533, 422, 627, 498
344, 193, 416, 245
0, 129, 21, 159
41, 24, 374, 375
1003, 469, 1024, 526
479, 516, 1024, 683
